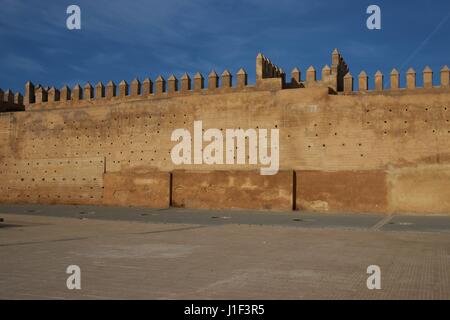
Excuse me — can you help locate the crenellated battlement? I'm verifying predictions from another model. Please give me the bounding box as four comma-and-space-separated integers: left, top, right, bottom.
23, 66, 259, 111
14, 49, 450, 112
342, 65, 450, 94
21, 49, 347, 111
256, 52, 285, 80
2, 48, 450, 214
0, 88, 24, 112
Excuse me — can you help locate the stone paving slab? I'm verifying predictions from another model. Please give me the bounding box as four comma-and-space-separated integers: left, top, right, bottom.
1, 204, 450, 233
1, 209, 450, 299
384, 215, 450, 233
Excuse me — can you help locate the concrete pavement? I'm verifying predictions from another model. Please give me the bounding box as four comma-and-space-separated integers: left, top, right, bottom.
0, 204, 450, 299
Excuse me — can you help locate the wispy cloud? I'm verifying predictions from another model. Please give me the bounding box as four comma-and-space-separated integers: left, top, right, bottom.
0, 0, 63, 39
343, 41, 389, 59
89, 52, 124, 65
2, 54, 45, 73
1, 0, 449, 93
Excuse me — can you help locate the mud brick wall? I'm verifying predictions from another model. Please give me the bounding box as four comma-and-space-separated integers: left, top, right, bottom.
102, 170, 170, 208
0, 157, 104, 205
172, 170, 294, 211
1, 51, 450, 213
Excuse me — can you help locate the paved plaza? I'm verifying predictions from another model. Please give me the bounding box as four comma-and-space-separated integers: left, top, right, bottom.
0, 204, 449, 299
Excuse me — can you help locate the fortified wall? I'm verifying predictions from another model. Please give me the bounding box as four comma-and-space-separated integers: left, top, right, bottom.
1, 49, 450, 214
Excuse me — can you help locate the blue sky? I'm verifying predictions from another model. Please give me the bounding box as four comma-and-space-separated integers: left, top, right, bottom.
0, 0, 449, 93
